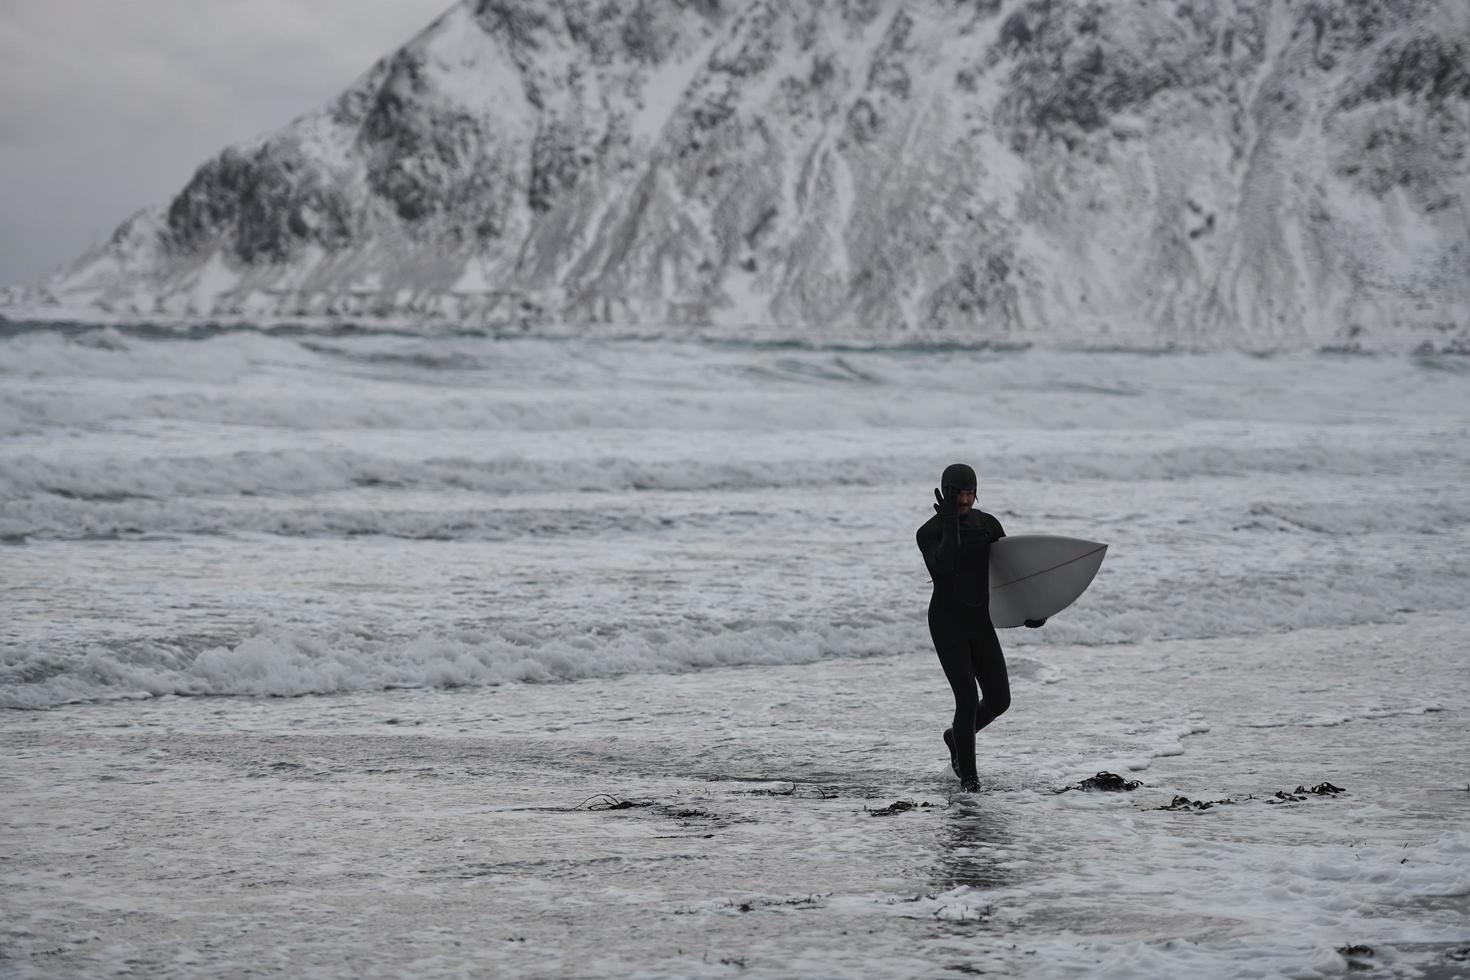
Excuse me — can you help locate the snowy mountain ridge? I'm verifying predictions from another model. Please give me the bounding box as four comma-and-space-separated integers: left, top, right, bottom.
4, 0, 1468, 348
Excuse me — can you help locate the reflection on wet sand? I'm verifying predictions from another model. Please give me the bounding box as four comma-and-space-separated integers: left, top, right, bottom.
932, 801, 1016, 892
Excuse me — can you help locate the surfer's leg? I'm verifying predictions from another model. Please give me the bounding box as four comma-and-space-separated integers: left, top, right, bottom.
929, 604, 980, 784
971, 622, 1011, 732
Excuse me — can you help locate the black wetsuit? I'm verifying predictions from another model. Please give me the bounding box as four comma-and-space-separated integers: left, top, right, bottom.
916, 507, 1009, 785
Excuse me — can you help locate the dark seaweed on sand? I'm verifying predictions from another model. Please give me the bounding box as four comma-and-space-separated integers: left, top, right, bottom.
866, 800, 936, 817
1267, 782, 1347, 804
1300, 782, 1345, 795
1158, 781, 1346, 811
575, 794, 656, 811
1056, 772, 1143, 793
1157, 795, 1236, 811
728, 893, 832, 912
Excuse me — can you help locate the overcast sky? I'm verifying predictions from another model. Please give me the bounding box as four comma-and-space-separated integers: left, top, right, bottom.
0, 0, 453, 286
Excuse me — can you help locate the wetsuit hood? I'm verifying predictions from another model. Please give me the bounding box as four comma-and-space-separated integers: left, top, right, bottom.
941, 463, 977, 493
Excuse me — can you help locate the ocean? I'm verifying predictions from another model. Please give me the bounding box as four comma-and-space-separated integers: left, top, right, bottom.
2, 325, 1467, 977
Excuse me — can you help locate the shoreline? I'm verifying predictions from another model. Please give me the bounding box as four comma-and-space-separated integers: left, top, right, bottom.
4, 625, 1467, 977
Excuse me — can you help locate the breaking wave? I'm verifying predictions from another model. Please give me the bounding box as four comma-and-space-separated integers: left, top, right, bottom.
0, 619, 1059, 710
4, 327, 1468, 712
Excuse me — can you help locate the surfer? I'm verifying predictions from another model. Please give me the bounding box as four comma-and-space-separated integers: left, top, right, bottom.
917, 463, 1043, 791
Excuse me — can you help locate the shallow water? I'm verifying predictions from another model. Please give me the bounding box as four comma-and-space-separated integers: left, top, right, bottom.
2, 328, 1468, 976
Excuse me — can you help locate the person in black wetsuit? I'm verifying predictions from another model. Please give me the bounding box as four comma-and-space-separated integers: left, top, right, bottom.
916, 463, 1044, 791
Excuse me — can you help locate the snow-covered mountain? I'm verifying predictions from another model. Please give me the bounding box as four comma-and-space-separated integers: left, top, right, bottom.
5, 0, 1468, 346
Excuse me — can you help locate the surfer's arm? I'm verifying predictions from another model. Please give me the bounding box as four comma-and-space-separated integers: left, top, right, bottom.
917, 515, 960, 579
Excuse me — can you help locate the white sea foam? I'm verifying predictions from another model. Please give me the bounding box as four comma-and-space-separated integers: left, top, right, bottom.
2, 618, 1060, 709
2, 331, 1468, 714
4, 618, 1466, 978
3, 327, 1468, 977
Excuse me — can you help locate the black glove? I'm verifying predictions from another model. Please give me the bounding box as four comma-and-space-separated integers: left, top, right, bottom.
932, 486, 960, 518
1023, 618, 1046, 628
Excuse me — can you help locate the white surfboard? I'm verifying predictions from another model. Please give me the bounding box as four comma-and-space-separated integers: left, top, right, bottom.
988, 535, 1108, 628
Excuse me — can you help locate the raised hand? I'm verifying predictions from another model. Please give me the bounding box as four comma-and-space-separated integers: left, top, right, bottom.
933, 486, 959, 517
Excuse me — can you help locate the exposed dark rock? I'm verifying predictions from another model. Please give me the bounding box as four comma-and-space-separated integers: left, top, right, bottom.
358, 51, 487, 223
927, 256, 1019, 330
1307, 0, 1436, 51
165, 145, 354, 262
562, 4, 617, 64
708, 2, 777, 77
1349, 37, 1470, 107
995, 1, 1215, 150
473, 1, 553, 51
866, 11, 914, 100
782, 52, 840, 112
839, 0, 884, 28
1335, 108, 1466, 201
688, 89, 737, 132
846, 98, 880, 143
620, 2, 669, 64
744, 205, 777, 247
1188, 213, 1216, 240
1000, 12, 1032, 49
528, 126, 585, 212
677, 0, 722, 16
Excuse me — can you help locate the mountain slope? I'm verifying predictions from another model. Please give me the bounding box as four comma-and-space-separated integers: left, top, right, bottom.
7, 0, 1469, 346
